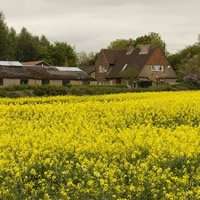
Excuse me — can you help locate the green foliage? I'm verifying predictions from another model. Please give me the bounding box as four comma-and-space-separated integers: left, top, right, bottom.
0, 12, 9, 60
16, 28, 40, 61
180, 54, 200, 83
6, 28, 17, 60
107, 33, 166, 52
134, 32, 166, 51
0, 83, 199, 98
108, 39, 134, 50
168, 44, 200, 70
168, 44, 200, 80
0, 85, 128, 97
49, 42, 77, 66
0, 12, 78, 66
77, 52, 97, 67
33, 85, 69, 96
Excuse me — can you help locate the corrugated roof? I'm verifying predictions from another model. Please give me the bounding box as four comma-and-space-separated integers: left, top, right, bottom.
22, 60, 49, 66
47, 67, 91, 80
0, 65, 92, 80
55, 67, 82, 72
0, 61, 23, 67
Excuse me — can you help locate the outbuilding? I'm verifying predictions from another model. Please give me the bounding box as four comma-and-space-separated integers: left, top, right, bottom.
0, 62, 92, 87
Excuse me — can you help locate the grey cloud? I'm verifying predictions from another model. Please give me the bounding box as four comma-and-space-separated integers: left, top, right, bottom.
0, 0, 200, 53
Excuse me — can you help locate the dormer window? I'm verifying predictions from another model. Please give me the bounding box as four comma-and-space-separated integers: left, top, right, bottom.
151, 65, 164, 72
99, 65, 107, 73
126, 47, 134, 55
0, 79, 3, 86
121, 64, 128, 71
20, 79, 28, 85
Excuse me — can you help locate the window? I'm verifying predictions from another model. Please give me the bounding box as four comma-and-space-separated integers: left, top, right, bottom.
63, 80, 70, 86
0, 79, 3, 86
151, 65, 164, 72
99, 65, 102, 73
99, 65, 107, 73
42, 80, 49, 85
116, 79, 122, 84
121, 64, 128, 72
20, 79, 28, 85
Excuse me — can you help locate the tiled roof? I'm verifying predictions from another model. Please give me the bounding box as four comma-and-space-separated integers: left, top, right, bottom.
80, 66, 95, 74
0, 65, 92, 80
99, 46, 157, 79
101, 49, 126, 65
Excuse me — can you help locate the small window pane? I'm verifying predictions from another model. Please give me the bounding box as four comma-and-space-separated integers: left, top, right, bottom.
0, 79, 3, 86
42, 80, 49, 85
151, 65, 164, 72
99, 65, 107, 73
121, 64, 128, 71
63, 80, 70, 86
20, 79, 28, 85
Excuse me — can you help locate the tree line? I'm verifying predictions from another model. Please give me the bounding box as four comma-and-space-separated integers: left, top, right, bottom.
0, 13, 77, 66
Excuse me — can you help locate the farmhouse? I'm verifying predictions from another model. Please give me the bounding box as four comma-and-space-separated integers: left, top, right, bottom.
95, 45, 177, 87
0, 61, 91, 87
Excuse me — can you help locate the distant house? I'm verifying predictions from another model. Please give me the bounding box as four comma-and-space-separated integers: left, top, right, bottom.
22, 60, 50, 66
0, 61, 92, 87
95, 45, 177, 87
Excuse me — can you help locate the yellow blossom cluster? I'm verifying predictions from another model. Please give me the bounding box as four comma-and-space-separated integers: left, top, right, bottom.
0, 91, 200, 199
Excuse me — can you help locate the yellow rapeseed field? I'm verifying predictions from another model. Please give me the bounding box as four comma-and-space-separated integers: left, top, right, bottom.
0, 91, 200, 199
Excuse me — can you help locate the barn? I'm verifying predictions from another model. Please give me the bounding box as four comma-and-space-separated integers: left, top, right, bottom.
0, 61, 92, 87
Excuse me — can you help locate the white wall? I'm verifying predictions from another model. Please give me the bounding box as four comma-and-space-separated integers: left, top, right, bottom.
3, 79, 20, 87
70, 80, 83, 85
49, 80, 63, 86
28, 79, 42, 86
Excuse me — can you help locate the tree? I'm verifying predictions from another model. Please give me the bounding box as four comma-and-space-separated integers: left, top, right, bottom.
0, 12, 9, 60
37, 35, 51, 63
107, 33, 166, 52
168, 44, 200, 72
7, 28, 17, 60
108, 39, 134, 50
134, 32, 166, 51
180, 54, 200, 84
77, 51, 96, 66
49, 42, 77, 66
16, 28, 40, 61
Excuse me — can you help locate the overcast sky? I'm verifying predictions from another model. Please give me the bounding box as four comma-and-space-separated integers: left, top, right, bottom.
0, 0, 200, 53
